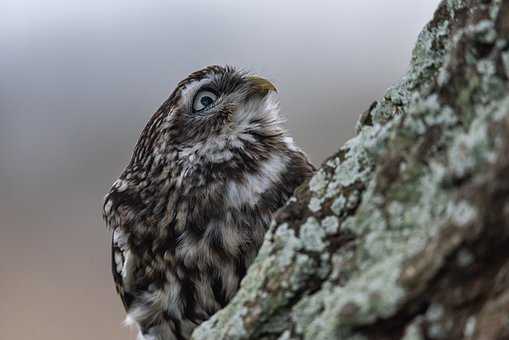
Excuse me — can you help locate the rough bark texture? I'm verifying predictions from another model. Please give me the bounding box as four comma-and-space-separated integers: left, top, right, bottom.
193, 1, 509, 339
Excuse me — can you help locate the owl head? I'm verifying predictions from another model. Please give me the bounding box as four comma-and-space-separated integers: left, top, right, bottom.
128, 65, 284, 169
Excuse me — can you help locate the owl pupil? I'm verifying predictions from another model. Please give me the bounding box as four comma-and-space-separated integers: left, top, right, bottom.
201, 96, 214, 107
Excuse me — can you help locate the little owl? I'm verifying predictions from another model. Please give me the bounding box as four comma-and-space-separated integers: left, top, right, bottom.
103, 65, 314, 340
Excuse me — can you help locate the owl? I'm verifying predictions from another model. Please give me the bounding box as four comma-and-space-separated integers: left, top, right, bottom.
103, 65, 314, 340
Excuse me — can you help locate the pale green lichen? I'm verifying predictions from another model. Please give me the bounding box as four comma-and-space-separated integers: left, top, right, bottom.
291, 289, 327, 335
327, 133, 376, 193
274, 223, 304, 268
402, 318, 425, 340
321, 216, 339, 234
308, 197, 322, 213
426, 303, 445, 322
464, 316, 477, 337
309, 170, 328, 196
277, 330, 292, 340
472, 20, 497, 44
303, 255, 406, 340
477, 59, 496, 76
501, 51, 509, 76
446, 200, 478, 227
490, 0, 501, 20
406, 18, 450, 92
330, 195, 347, 215
300, 218, 327, 252
446, 0, 464, 18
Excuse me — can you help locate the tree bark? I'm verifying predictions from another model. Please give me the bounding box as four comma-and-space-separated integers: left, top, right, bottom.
193, 1, 509, 339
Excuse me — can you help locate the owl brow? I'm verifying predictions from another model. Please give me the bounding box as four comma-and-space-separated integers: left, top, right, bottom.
198, 85, 218, 95
176, 67, 217, 93
212, 70, 244, 95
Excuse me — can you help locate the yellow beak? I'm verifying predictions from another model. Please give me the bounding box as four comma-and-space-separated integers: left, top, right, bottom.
247, 76, 278, 96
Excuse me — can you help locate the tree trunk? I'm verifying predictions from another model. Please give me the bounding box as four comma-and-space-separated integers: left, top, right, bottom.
193, 1, 509, 339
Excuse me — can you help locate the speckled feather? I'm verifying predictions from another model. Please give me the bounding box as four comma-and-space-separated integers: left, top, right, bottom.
103, 65, 314, 340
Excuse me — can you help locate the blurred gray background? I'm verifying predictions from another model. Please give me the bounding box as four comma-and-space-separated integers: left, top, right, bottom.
0, 1, 441, 339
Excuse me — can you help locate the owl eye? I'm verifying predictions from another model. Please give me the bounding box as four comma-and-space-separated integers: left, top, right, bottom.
193, 90, 218, 112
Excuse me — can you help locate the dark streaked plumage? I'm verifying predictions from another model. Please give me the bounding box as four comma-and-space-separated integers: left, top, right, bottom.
103, 65, 314, 340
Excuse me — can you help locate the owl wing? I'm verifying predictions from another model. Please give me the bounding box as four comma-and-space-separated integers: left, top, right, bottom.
111, 227, 136, 311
